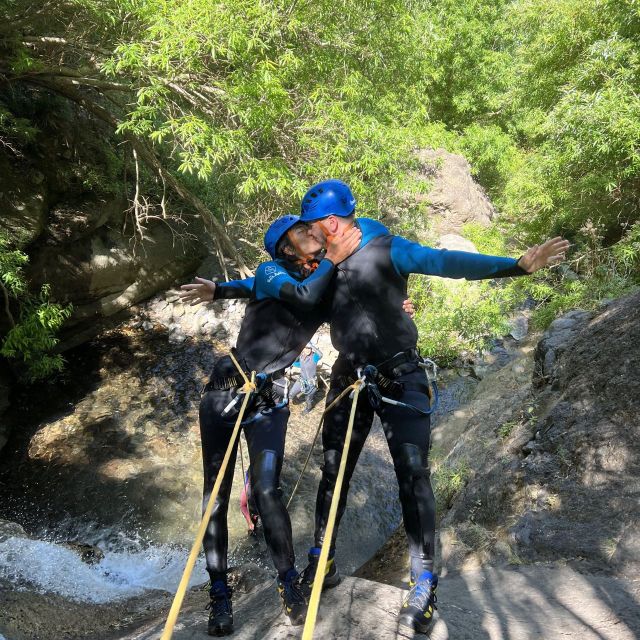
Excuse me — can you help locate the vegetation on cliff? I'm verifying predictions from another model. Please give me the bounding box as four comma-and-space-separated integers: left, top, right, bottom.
1, 0, 639, 371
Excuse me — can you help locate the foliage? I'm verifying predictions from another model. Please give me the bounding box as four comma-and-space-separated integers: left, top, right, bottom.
433, 459, 470, 510
426, 0, 640, 244
2, 0, 639, 369
0, 233, 72, 381
409, 276, 515, 365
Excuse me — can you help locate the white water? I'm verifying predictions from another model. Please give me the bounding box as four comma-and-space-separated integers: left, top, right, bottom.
0, 535, 207, 604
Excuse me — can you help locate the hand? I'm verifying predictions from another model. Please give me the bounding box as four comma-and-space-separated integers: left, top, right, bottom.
179, 277, 216, 305
402, 298, 416, 319
518, 237, 570, 273
324, 225, 362, 264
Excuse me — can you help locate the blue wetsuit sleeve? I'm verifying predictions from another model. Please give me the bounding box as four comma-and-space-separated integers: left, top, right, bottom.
255, 258, 336, 309
213, 277, 255, 299
390, 236, 528, 280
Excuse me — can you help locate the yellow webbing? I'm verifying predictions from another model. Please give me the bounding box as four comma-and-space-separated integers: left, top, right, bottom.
160, 365, 256, 640
301, 379, 364, 640
286, 381, 362, 508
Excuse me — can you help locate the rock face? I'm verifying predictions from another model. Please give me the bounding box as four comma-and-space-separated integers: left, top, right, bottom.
1, 148, 208, 336
432, 291, 640, 578
0, 108, 212, 450
414, 148, 495, 237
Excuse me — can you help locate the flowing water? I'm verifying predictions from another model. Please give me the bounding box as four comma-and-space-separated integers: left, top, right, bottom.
0, 534, 205, 604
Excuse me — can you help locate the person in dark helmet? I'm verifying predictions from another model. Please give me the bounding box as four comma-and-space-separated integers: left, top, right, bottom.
298, 179, 569, 634
179, 215, 361, 635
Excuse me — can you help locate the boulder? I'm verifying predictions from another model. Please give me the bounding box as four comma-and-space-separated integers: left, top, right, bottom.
414, 148, 495, 239
0, 519, 28, 543
437, 233, 478, 253
30, 221, 206, 329
534, 309, 593, 382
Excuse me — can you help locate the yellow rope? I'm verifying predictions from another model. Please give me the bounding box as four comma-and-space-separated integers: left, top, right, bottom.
160, 370, 256, 640
286, 381, 363, 509
301, 379, 364, 640
229, 350, 251, 387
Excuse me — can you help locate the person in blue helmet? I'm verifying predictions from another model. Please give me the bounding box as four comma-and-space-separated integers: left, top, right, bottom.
297, 179, 569, 634
179, 216, 360, 635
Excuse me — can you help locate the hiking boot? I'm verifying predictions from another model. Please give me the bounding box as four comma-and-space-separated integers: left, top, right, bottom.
300, 546, 341, 598
207, 581, 233, 636
277, 569, 307, 625
398, 570, 438, 634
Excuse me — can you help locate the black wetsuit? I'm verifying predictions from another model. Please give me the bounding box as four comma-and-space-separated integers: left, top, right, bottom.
312, 221, 527, 576
200, 257, 333, 583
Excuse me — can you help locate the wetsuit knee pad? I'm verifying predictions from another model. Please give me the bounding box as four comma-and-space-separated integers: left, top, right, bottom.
396, 443, 430, 481
321, 449, 341, 482
250, 450, 282, 499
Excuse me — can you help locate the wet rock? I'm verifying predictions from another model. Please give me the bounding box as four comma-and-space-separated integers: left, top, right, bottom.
60, 542, 105, 565
470, 345, 512, 380
0, 520, 28, 543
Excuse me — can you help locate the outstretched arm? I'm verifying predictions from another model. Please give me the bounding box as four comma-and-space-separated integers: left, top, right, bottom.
390, 236, 568, 280
517, 237, 570, 273
179, 276, 254, 305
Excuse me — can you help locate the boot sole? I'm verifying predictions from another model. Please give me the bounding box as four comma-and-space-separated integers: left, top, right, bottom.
323, 569, 341, 590
208, 626, 233, 637
398, 612, 434, 635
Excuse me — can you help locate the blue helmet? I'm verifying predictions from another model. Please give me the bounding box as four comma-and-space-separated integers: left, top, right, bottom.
264, 215, 300, 259
300, 179, 356, 222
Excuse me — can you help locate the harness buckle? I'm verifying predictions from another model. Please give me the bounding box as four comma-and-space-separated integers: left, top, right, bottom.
418, 358, 438, 382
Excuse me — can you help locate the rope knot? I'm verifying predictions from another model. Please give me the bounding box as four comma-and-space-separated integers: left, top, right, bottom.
241, 380, 256, 393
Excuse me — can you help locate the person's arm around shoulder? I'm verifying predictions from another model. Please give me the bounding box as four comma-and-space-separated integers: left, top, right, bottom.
256, 226, 362, 308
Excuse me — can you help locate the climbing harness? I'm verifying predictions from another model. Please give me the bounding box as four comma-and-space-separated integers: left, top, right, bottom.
286, 354, 439, 509
358, 358, 440, 416
161, 355, 256, 640
301, 377, 365, 640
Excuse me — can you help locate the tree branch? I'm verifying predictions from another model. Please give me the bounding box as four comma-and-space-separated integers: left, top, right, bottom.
0, 281, 16, 329
19, 76, 253, 279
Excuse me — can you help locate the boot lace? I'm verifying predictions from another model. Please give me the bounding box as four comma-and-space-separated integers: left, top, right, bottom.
404, 578, 437, 611
282, 576, 306, 606
207, 589, 232, 617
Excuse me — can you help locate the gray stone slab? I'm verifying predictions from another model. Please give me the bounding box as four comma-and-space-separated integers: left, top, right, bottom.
117, 566, 640, 640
